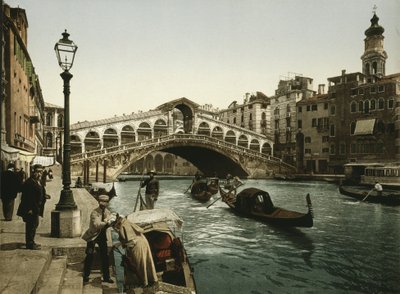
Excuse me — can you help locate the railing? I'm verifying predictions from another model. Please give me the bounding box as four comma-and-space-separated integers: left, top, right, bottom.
70, 133, 296, 170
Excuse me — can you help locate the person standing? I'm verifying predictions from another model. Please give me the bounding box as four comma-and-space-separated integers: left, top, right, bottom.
1, 163, 20, 221
141, 170, 159, 209
374, 181, 383, 197
82, 195, 116, 284
112, 215, 158, 288
16, 164, 50, 249
40, 168, 48, 187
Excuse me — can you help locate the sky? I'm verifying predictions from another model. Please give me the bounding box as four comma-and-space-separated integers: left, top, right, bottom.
5, 0, 400, 124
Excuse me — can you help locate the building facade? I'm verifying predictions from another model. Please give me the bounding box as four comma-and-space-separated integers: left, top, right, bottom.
43, 102, 64, 163
1, 4, 45, 172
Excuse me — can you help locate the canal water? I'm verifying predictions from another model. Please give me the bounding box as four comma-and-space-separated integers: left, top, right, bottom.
108, 178, 400, 294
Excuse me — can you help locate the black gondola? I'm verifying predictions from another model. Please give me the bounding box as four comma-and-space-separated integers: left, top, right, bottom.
339, 185, 400, 205
219, 187, 313, 228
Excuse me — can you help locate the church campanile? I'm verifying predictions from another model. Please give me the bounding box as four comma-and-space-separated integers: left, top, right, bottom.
361, 11, 387, 79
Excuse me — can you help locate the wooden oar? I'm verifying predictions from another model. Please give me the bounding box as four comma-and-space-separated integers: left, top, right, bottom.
134, 170, 146, 212
362, 188, 374, 202
207, 183, 243, 209
184, 181, 193, 194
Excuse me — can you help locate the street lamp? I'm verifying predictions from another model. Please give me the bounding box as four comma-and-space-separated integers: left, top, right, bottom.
51, 30, 80, 238
54, 30, 77, 210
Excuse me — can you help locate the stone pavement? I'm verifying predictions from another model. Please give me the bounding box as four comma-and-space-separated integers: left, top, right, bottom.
0, 165, 119, 294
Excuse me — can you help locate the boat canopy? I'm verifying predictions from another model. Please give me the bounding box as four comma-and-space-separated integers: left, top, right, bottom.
127, 208, 183, 230
236, 188, 275, 214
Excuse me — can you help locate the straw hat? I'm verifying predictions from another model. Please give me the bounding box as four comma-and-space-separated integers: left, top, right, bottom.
98, 195, 110, 205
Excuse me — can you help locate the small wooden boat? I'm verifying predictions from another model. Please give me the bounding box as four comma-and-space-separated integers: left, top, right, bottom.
122, 209, 197, 293
219, 187, 313, 228
339, 185, 400, 205
206, 177, 219, 195
88, 182, 117, 200
190, 180, 213, 202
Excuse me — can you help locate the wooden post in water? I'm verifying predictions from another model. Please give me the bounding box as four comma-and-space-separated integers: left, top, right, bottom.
95, 161, 99, 182
103, 160, 107, 183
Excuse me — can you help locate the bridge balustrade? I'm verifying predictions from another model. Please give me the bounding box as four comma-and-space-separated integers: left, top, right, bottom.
70, 133, 295, 171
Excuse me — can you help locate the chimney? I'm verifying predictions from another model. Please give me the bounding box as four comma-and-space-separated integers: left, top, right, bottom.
318, 84, 325, 95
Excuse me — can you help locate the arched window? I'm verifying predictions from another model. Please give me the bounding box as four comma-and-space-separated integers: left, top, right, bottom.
372, 62, 377, 74
370, 99, 376, 110
365, 63, 370, 74
305, 137, 311, 143
358, 101, 364, 112
46, 113, 52, 126
364, 100, 370, 114
350, 101, 357, 113
57, 114, 63, 127
46, 132, 53, 147
378, 98, 384, 110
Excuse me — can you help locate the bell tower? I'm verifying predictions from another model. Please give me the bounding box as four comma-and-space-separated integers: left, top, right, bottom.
361, 9, 387, 79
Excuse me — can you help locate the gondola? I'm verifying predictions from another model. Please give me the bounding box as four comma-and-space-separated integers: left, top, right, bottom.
219, 187, 313, 228
88, 182, 117, 200
339, 185, 400, 206
119, 209, 197, 293
190, 177, 219, 202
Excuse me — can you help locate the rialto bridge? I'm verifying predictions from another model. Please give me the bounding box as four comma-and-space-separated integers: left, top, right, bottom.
69, 98, 296, 180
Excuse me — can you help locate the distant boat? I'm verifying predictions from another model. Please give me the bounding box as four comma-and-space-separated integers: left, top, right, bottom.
339, 185, 400, 206
88, 182, 117, 200
189, 177, 219, 202
219, 187, 313, 228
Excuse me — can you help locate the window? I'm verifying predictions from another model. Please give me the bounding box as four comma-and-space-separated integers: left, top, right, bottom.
305, 149, 311, 154
233, 117, 236, 124
330, 105, 336, 115
312, 118, 317, 127
350, 101, 357, 113
248, 104, 253, 109
378, 85, 384, 93
351, 144, 356, 153
378, 98, 384, 110
305, 137, 311, 143
364, 100, 370, 114
358, 88, 364, 95
324, 103, 328, 110
306, 105, 311, 111
388, 99, 394, 109
330, 144, 336, 155
370, 86, 376, 93
370, 99, 376, 110
275, 119, 279, 130
322, 136, 329, 142
358, 101, 364, 112
351, 89, 357, 96
330, 124, 335, 137
298, 120, 302, 129
311, 104, 317, 111
298, 106, 302, 113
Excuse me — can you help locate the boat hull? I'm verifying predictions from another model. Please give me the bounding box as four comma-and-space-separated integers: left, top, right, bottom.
339, 185, 400, 205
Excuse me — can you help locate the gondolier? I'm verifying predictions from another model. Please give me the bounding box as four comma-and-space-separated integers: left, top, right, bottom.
141, 170, 159, 209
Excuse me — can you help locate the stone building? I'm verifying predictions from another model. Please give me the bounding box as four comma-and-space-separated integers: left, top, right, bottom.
1, 4, 45, 172
326, 12, 399, 173
43, 102, 64, 163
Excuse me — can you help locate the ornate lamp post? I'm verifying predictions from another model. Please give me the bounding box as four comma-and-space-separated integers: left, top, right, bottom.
54, 30, 77, 210
51, 30, 80, 237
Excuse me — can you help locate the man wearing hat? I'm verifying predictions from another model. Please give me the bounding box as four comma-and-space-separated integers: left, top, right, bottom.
17, 164, 50, 249
140, 170, 159, 209
1, 162, 20, 221
82, 194, 116, 283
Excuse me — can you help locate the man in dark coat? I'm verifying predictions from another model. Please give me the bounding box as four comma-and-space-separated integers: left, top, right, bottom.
1, 163, 19, 221
140, 170, 159, 209
17, 164, 50, 250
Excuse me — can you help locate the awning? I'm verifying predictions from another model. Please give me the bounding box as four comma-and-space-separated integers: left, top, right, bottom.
354, 119, 375, 135
32, 156, 55, 167
19, 150, 37, 163
1, 145, 20, 161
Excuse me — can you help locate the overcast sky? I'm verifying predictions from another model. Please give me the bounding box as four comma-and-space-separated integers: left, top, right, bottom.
5, 0, 400, 124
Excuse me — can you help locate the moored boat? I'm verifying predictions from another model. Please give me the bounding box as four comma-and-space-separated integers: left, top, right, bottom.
338, 185, 400, 205
219, 187, 313, 228
120, 209, 196, 293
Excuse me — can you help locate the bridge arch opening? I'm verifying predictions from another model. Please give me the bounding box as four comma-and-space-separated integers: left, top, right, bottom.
250, 139, 260, 151
121, 125, 135, 144
154, 153, 163, 173
103, 128, 118, 148
154, 119, 168, 138
238, 134, 248, 148
71, 135, 81, 154
225, 130, 236, 144
261, 142, 272, 155
197, 122, 211, 136
138, 122, 152, 140
85, 131, 101, 152
174, 104, 193, 134
211, 126, 223, 140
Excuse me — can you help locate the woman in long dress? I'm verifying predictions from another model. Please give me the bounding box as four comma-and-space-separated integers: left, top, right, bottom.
113, 215, 158, 287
